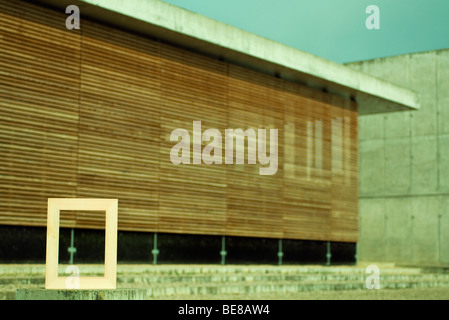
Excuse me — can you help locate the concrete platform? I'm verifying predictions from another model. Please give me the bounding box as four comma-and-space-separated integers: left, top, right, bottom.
16, 288, 147, 300
3, 264, 449, 300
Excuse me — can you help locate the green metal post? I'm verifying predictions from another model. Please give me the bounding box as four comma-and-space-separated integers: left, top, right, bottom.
220, 236, 227, 265
68, 228, 77, 264
278, 239, 284, 265
326, 241, 331, 266
152, 233, 159, 265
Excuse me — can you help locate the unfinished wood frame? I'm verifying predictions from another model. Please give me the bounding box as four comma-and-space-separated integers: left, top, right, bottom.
45, 198, 118, 289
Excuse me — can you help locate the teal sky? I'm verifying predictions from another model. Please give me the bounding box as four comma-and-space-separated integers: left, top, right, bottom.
161, 0, 449, 64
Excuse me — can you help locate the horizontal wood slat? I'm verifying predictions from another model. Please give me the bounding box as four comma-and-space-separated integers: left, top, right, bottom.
0, 0, 358, 242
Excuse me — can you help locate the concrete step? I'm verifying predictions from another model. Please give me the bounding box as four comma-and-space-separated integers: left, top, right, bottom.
0, 276, 45, 286
125, 279, 449, 298
3, 273, 449, 287
0, 264, 427, 276
2, 270, 449, 286
6, 278, 448, 299
114, 265, 425, 276
117, 273, 449, 285
2, 264, 449, 299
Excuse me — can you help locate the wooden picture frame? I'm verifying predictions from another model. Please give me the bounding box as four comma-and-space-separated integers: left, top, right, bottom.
45, 198, 118, 289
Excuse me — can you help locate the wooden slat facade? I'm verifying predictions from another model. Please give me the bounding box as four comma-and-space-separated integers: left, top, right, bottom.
0, 0, 358, 242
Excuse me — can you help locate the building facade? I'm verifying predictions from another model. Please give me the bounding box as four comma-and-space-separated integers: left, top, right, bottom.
0, 0, 417, 263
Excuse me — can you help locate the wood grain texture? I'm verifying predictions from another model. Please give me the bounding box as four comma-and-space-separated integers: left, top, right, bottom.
0, 0, 358, 242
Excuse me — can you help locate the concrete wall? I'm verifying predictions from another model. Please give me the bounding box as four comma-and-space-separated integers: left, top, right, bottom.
347, 49, 449, 265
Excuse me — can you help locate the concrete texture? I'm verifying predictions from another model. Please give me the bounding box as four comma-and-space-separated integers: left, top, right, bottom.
385, 138, 412, 193
410, 198, 438, 264
385, 198, 413, 263
411, 136, 438, 193
31, 0, 419, 114
359, 140, 385, 195
347, 48, 449, 265
5, 264, 449, 300
16, 288, 147, 300
358, 199, 386, 262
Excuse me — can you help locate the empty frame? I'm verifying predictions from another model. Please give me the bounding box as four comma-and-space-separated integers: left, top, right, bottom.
45, 198, 118, 290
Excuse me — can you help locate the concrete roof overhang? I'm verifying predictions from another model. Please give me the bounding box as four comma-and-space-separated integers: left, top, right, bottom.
30, 0, 420, 114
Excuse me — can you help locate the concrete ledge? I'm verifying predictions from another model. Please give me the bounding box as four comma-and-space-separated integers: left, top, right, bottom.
30, 0, 419, 114
16, 289, 147, 300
